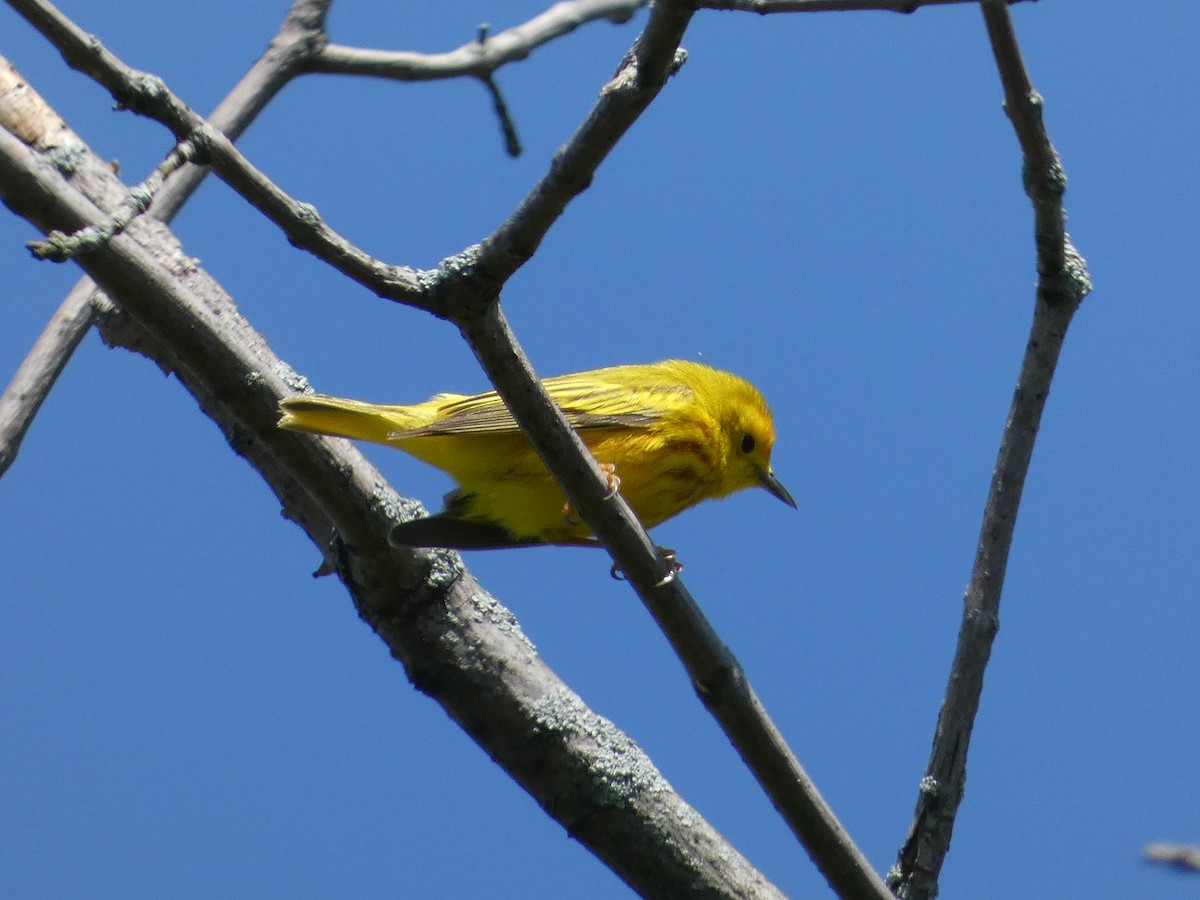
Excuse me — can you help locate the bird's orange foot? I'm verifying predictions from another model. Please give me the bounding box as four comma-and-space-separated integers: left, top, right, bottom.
562, 463, 622, 524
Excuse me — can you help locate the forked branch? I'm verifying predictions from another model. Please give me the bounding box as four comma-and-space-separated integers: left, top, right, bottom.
891, 3, 1091, 897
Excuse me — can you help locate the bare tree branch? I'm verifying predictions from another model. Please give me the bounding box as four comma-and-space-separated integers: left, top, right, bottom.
310, 0, 645, 80
891, 3, 1091, 897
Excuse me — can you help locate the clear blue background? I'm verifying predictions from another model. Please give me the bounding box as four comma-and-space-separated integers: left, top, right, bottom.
2, 2, 1198, 897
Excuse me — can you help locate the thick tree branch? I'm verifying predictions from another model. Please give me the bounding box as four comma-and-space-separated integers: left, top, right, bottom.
0, 120, 786, 900
892, 3, 1091, 897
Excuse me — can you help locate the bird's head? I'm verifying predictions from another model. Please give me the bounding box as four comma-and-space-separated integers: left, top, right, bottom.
716, 376, 796, 510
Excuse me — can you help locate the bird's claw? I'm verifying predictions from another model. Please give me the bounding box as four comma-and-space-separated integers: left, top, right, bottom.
610, 548, 682, 585
654, 549, 682, 586
562, 463, 622, 524
599, 462, 621, 499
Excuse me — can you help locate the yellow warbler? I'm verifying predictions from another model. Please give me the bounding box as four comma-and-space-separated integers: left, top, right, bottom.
278, 359, 794, 548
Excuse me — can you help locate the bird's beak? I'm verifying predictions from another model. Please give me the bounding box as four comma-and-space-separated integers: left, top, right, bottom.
758, 467, 797, 509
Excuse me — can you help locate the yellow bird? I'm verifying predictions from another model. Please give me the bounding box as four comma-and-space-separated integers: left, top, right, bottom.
278, 359, 795, 549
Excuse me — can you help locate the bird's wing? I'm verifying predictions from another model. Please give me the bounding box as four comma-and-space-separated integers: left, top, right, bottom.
390, 376, 673, 438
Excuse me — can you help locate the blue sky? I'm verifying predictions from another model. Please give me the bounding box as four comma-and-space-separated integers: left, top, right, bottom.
2, 1, 1198, 897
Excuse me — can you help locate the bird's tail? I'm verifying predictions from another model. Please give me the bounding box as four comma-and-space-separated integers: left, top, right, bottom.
278, 395, 432, 446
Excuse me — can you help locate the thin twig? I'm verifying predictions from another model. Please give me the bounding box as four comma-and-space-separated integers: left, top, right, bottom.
481, 73, 522, 157
476, 20, 523, 157
891, 3, 1091, 897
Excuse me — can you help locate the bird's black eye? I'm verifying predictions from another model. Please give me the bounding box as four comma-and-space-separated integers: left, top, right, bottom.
740, 433, 756, 454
